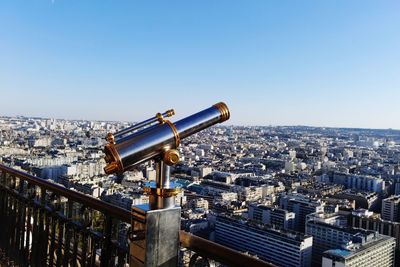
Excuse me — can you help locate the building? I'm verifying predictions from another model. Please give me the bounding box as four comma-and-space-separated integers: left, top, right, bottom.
199, 166, 212, 177
350, 209, 400, 259
280, 194, 325, 232
213, 201, 247, 215
382, 196, 400, 222
248, 203, 295, 230
188, 197, 209, 210
215, 215, 313, 267
297, 183, 343, 197
332, 172, 385, 194
322, 233, 395, 267
333, 189, 379, 210
233, 186, 263, 202
306, 212, 382, 266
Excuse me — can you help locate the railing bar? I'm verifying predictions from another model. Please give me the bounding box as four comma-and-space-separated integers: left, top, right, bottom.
33, 188, 45, 267
19, 195, 27, 264
14, 192, 22, 260
49, 215, 57, 267
81, 231, 88, 267
63, 201, 73, 267
9, 176, 17, 259
17, 179, 25, 256
90, 236, 97, 267
15, 197, 23, 264
32, 201, 41, 267
0, 175, 6, 255
56, 218, 64, 267
71, 229, 79, 267
117, 247, 126, 267
24, 204, 31, 264
42, 207, 52, 267
0, 174, 9, 257
10, 181, 17, 259
4, 186, 11, 257
100, 215, 113, 267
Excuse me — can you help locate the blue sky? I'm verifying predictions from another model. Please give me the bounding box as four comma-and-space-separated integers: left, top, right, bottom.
0, 1, 399, 129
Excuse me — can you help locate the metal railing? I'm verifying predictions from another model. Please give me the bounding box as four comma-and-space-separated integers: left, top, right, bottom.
0, 164, 130, 267
0, 164, 275, 267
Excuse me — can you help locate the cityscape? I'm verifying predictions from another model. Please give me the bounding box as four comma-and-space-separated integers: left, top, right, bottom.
1, 114, 400, 266
1, 1, 400, 267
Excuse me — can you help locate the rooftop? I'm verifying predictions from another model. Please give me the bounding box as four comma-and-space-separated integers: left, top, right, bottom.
323, 234, 395, 261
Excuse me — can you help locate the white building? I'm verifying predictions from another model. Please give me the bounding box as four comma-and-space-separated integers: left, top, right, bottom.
322, 234, 395, 267
215, 215, 313, 267
306, 211, 391, 266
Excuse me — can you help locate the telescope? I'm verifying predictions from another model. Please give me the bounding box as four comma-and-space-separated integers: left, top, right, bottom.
104, 102, 229, 174
103, 102, 230, 267
104, 102, 230, 208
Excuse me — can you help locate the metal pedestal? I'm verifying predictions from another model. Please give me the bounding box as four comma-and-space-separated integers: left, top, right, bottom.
130, 204, 181, 267
130, 160, 181, 267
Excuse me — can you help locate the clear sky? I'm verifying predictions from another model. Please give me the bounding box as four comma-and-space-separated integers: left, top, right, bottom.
0, 1, 399, 129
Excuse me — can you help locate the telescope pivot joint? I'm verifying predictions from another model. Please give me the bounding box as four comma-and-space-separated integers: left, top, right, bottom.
163, 149, 180, 166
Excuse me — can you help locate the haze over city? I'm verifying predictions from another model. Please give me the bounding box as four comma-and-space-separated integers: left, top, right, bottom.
1, 1, 399, 128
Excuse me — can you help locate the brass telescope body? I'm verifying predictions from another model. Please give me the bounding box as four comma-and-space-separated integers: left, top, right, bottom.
104, 102, 230, 175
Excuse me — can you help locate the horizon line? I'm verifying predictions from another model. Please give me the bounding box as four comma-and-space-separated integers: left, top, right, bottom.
1, 114, 399, 132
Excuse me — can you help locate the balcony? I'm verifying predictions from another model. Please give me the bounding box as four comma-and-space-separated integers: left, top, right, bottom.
0, 164, 274, 267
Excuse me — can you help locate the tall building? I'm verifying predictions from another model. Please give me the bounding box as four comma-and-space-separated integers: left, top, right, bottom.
322, 233, 395, 267
215, 215, 313, 267
280, 194, 325, 232
350, 209, 400, 259
306, 212, 382, 266
382, 196, 400, 222
248, 203, 295, 230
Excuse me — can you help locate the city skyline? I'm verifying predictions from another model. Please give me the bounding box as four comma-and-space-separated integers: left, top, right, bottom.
1, 1, 399, 129
1, 113, 400, 267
